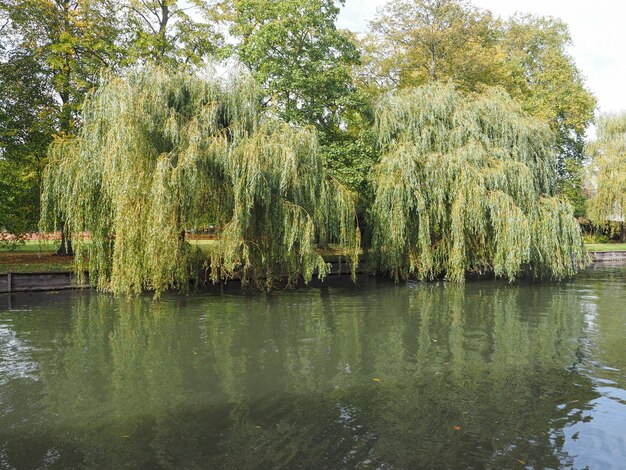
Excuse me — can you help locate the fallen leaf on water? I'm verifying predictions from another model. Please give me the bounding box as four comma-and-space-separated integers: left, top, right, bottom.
121, 435, 130, 438
372, 378, 381, 382
517, 460, 526, 465
452, 425, 462, 431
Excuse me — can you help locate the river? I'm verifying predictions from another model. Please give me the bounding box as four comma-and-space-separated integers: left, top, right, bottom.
1, 266, 625, 468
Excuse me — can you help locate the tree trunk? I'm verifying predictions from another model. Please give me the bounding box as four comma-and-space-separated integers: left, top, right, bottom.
67, 236, 73, 256
55, 1, 74, 258
57, 221, 67, 256
429, 43, 438, 80
155, 0, 170, 62
56, 220, 74, 256
621, 221, 626, 243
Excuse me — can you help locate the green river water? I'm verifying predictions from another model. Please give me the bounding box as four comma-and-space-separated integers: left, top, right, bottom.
0, 266, 625, 469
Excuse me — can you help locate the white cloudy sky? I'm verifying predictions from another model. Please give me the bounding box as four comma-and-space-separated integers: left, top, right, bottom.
338, 0, 625, 117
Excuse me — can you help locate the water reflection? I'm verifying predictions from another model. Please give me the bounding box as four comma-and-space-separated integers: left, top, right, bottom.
0, 268, 624, 468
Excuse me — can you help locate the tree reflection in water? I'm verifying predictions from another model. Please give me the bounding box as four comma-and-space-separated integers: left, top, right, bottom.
0, 269, 624, 468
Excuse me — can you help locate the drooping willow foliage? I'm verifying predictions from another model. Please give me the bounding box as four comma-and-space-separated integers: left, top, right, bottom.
587, 113, 626, 227
369, 83, 587, 282
41, 68, 360, 295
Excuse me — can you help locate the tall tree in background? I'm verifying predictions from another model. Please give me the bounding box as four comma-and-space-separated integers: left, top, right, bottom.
364, 0, 505, 92
0, 0, 121, 253
2, 0, 121, 134
503, 16, 596, 215
0, 43, 57, 238
229, 0, 375, 227
587, 113, 626, 241
364, 0, 596, 212
229, 0, 359, 131
124, 0, 225, 66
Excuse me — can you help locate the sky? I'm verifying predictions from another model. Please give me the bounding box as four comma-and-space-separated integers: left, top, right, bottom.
338, 0, 625, 120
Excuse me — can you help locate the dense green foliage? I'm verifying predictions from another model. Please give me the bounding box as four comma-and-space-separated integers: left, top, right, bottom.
124, 0, 224, 66
363, 1, 596, 208
364, 0, 503, 90
503, 15, 596, 210
229, 0, 359, 131
0, 0, 122, 252
369, 84, 588, 282
0, 0, 121, 132
228, 0, 374, 221
587, 113, 626, 240
1, 0, 603, 292
0, 53, 55, 235
0, 0, 223, 242
40, 69, 360, 294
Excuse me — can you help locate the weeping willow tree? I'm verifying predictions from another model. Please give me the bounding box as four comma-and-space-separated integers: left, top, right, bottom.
40, 68, 360, 295
369, 83, 587, 282
587, 113, 626, 241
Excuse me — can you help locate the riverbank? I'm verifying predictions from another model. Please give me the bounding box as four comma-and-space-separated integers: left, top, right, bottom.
585, 243, 626, 252
591, 251, 626, 262
1, 252, 625, 294
3, 241, 625, 274
0, 239, 355, 275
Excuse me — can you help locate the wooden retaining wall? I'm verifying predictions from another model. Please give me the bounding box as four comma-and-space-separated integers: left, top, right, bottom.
0, 272, 87, 294
0, 262, 357, 295
591, 251, 626, 262
0, 253, 624, 295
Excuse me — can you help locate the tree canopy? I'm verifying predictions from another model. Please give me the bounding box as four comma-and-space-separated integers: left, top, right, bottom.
124, 0, 225, 66
503, 15, 596, 213
0, 0, 229, 248
0, 0, 121, 246
229, 0, 360, 131
0, 49, 56, 235
365, 0, 505, 91
228, 0, 372, 224
369, 83, 588, 282
0, 0, 122, 132
40, 68, 360, 295
362, 1, 596, 210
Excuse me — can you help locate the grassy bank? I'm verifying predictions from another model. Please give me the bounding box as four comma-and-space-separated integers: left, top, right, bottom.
0, 253, 74, 273
585, 243, 626, 252
2, 240, 624, 275
0, 241, 59, 253
0, 241, 69, 273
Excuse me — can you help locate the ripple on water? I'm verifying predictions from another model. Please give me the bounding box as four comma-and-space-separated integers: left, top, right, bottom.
561, 395, 626, 470
0, 267, 624, 468
0, 324, 39, 388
